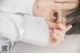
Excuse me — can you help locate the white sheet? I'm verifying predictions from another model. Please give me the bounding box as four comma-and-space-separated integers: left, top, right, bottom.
10, 34, 80, 53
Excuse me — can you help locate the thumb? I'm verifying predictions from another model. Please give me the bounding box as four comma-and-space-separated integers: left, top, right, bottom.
55, 7, 63, 23
45, 19, 58, 29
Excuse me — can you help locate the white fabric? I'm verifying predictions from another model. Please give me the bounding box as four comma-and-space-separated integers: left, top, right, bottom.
0, 36, 15, 53
0, 0, 50, 46
20, 15, 49, 46
0, 12, 23, 41
0, 12, 49, 46
10, 34, 80, 53
0, 0, 35, 15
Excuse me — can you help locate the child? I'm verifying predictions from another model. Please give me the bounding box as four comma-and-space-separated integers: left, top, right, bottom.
0, 0, 76, 48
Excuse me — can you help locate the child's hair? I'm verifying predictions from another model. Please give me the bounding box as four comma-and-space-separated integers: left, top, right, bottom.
66, 0, 80, 34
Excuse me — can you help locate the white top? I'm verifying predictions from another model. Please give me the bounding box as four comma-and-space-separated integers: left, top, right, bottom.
0, 0, 35, 15
0, 0, 50, 46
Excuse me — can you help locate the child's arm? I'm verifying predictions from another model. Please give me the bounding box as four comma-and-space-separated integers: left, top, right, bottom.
19, 15, 50, 46
0, 0, 50, 46
0, 12, 50, 46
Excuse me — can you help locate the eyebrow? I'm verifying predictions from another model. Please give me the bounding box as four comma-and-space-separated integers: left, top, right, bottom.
54, 1, 78, 4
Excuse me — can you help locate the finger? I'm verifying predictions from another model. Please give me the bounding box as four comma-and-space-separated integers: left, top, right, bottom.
56, 7, 63, 23
54, 29, 65, 36
66, 25, 72, 31
45, 19, 58, 29
58, 23, 66, 32
49, 29, 53, 37
49, 29, 53, 45
62, 17, 66, 25
54, 29, 65, 42
51, 33, 61, 45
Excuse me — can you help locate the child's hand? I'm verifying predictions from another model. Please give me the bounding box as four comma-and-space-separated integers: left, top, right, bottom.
49, 23, 72, 46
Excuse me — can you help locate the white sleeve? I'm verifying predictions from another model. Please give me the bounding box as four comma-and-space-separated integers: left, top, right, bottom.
20, 15, 50, 46
0, 13, 19, 41
0, 12, 50, 46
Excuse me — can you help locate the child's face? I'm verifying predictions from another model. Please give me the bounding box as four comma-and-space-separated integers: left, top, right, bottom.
54, 0, 78, 12
33, 0, 79, 22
